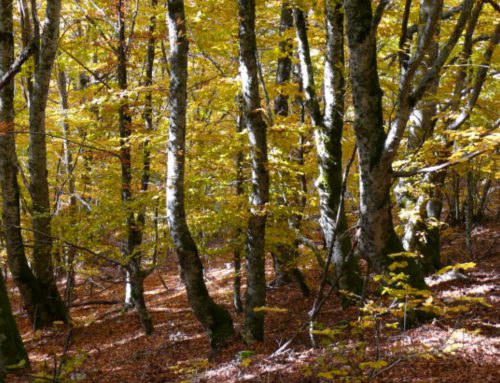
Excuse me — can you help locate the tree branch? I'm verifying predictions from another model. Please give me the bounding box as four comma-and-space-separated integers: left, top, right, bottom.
392, 149, 488, 177
0, 43, 35, 90
372, 0, 391, 32
409, 0, 475, 108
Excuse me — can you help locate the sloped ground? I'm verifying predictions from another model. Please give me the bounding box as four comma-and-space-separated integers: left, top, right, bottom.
5, 223, 499, 382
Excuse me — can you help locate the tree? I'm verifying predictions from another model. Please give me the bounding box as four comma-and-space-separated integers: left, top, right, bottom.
0, 272, 28, 372
28, 0, 68, 322
396, 0, 443, 273
293, 1, 361, 298
1, 0, 64, 329
166, 0, 233, 347
115, 0, 154, 336
237, 0, 270, 342
269, 1, 310, 297
343, 0, 474, 287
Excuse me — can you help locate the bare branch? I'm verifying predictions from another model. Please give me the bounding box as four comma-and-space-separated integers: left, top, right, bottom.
447, 21, 500, 131
0, 43, 35, 90
406, 5, 463, 39
372, 0, 391, 32
393, 149, 488, 177
409, 0, 475, 108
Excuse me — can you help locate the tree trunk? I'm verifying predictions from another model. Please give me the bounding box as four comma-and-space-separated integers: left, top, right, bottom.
233, 95, 244, 313
237, 0, 270, 342
344, 0, 425, 289
271, 2, 309, 296
166, 0, 233, 347
28, 0, 68, 323
56, 68, 77, 301
116, 0, 153, 336
396, 2, 441, 274
0, 272, 28, 370
0, 0, 61, 328
465, 171, 474, 253
293, 4, 361, 298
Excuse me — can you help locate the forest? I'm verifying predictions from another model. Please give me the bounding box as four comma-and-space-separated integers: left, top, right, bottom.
0, 0, 499, 381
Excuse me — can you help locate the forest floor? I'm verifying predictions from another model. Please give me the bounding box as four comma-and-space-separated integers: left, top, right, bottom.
5, 222, 500, 383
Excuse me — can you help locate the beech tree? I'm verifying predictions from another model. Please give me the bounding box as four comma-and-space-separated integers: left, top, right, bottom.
28, 0, 68, 322
343, 0, 479, 286
0, 272, 28, 372
270, 1, 309, 297
166, 0, 233, 347
237, 0, 270, 342
0, 0, 29, 350
1, 0, 66, 328
0, 3, 497, 374
293, 1, 361, 298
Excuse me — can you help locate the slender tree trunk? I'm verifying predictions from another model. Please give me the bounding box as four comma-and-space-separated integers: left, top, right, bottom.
465, 171, 474, 252
271, 1, 309, 296
166, 0, 233, 347
233, 95, 244, 313
475, 178, 491, 221
28, 0, 68, 322
116, 0, 154, 336
397, 2, 441, 274
0, 272, 28, 370
237, 0, 270, 342
322, 1, 361, 296
293, 4, 361, 298
56, 68, 77, 301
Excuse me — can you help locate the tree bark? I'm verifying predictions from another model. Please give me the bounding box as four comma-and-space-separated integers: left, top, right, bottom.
233, 94, 244, 313
116, 0, 154, 336
166, 0, 233, 347
293, 4, 361, 298
28, 0, 68, 323
0, 0, 62, 328
271, 1, 309, 297
396, 0, 442, 274
55, 68, 78, 301
237, 0, 270, 342
0, 9, 28, 344
0, 272, 28, 370
343, 0, 425, 288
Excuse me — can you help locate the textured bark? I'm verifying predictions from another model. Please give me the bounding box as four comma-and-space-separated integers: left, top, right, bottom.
233, 95, 244, 313
465, 171, 474, 252
167, 0, 233, 347
0, 0, 60, 328
344, 0, 424, 288
141, 0, 157, 193
56, 69, 77, 300
270, 2, 309, 296
344, 0, 474, 287
116, 0, 154, 336
274, 1, 293, 117
237, 0, 270, 342
28, 0, 68, 322
396, 1, 442, 274
0, 272, 28, 369
294, 4, 361, 297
